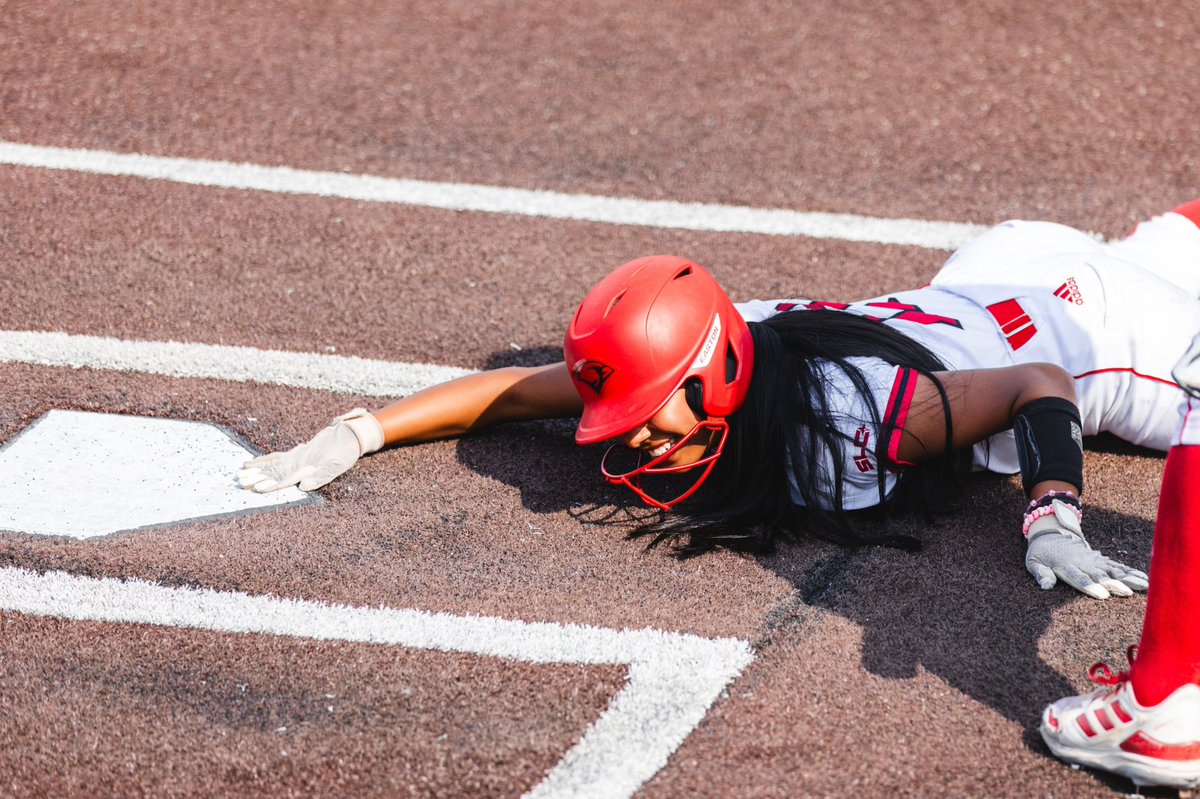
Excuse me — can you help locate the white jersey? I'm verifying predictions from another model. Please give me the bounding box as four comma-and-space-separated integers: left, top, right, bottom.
735, 213, 1200, 510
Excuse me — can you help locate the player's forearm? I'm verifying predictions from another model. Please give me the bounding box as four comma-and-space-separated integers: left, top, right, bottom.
1006, 365, 1083, 498
370, 363, 582, 446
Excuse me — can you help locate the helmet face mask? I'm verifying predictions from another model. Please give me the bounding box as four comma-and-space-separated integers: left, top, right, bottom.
599, 419, 730, 510
564, 256, 754, 509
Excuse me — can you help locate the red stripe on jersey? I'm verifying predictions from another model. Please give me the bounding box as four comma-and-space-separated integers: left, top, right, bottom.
1074, 367, 1177, 387
1000, 315, 1032, 335
1007, 324, 1037, 350
986, 299, 1039, 350
1120, 732, 1200, 761
987, 298, 1025, 326
882, 368, 918, 468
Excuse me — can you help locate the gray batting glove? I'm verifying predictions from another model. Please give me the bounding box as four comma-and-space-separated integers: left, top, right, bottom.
1171, 330, 1200, 398
237, 408, 385, 492
1025, 500, 1149, 600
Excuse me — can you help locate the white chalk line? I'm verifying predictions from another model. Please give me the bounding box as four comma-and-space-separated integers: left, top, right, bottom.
0, 330, 473, 397
0, 140, 988, 250
0, 567, 753, 799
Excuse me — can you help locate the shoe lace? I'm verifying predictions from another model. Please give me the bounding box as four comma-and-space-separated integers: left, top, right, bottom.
1088, 645, 1139, 688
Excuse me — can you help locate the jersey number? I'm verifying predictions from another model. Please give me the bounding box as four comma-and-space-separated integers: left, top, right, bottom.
776, 299, 963, 329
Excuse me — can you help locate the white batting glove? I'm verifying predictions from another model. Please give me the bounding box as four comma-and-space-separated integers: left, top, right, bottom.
237, 408, 385, 492
1025, 500, 1149, 599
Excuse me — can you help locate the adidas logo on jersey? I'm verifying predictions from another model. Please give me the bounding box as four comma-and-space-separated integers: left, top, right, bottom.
1054, 277, 1084, 305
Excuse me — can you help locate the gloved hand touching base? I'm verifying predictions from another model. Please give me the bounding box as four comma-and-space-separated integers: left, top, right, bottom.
238, 408, 385, 492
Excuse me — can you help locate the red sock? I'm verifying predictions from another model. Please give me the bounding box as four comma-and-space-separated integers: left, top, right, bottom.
1173, 199, 1200, 229
1130, 445, 1200, 706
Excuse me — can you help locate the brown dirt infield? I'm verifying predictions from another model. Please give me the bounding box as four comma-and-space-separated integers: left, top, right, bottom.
3, 1, 1198, 796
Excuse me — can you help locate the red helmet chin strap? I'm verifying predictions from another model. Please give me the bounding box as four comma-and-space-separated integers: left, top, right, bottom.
599, 419, 730, 510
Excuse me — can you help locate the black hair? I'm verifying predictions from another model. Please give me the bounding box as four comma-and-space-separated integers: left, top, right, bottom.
628, 309, 968, 557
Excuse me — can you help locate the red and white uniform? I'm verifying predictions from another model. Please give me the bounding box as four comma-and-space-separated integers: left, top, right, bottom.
736, 211, 1200, 510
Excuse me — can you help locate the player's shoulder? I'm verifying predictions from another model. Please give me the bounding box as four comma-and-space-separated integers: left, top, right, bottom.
734, 298, 813, 323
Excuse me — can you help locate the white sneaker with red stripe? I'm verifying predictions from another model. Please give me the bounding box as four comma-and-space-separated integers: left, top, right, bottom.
1041, 649, 1200, 788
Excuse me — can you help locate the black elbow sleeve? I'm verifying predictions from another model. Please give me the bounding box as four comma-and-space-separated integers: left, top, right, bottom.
1013, 396, 1084, 496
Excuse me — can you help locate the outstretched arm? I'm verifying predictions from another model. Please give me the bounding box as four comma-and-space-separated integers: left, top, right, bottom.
238, 363, 582, 492
893, 363, 1148, 599
372, 362, 583, 445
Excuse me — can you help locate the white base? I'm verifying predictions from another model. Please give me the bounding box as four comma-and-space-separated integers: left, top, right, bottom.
0, 410, 316, 539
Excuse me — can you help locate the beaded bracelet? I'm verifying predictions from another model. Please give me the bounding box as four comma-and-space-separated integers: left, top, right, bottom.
1025, 489, 1081, 514
1022, 490, 1082, 538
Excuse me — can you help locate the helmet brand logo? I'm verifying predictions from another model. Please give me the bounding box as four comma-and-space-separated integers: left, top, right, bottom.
690, 314, 722, 370
573, 359, 615, 395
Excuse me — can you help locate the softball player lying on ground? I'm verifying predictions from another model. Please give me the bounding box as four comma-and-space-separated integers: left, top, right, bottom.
241, 198, 1200, 787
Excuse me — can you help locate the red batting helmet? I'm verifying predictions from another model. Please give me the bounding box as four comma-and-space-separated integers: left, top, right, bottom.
563, 256, 755, 507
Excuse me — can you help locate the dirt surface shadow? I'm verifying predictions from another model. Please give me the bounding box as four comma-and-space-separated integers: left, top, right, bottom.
453, 421, 624, 515
759, 503, 1149, 721
755, 471, 1167, 794
481, 345, 564, 370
